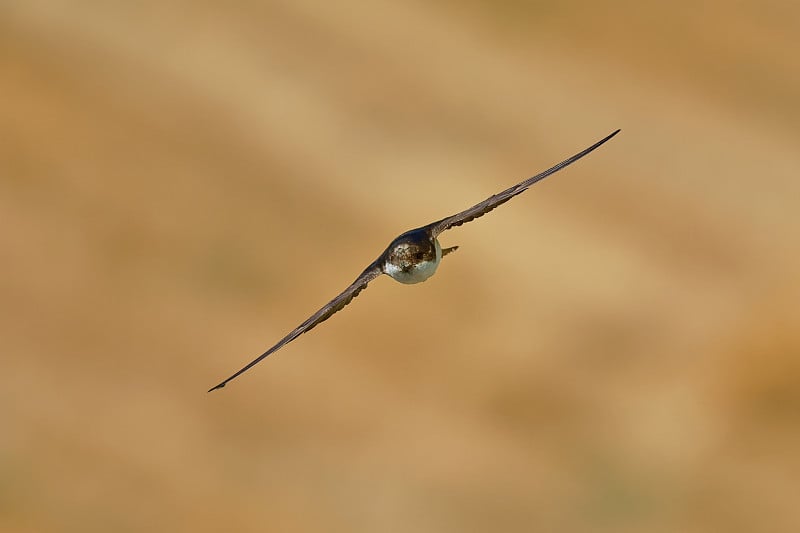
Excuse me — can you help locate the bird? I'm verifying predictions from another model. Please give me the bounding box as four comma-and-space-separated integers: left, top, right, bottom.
209, 129, 620, 391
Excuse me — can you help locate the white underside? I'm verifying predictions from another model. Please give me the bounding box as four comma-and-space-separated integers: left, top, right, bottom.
386, 239, 442, 284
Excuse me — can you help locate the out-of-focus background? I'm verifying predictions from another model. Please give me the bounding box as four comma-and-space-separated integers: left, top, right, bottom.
2, 1, 799, 532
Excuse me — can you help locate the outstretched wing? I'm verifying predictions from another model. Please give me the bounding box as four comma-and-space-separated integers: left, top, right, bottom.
209, 261, 384, 391
426, 129, 620, 237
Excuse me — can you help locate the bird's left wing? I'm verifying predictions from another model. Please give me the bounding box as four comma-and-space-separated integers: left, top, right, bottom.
209, 261, 384, 391
426, 129, 620, 237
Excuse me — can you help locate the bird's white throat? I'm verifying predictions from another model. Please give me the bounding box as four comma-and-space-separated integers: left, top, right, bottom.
385, 238, 442, 284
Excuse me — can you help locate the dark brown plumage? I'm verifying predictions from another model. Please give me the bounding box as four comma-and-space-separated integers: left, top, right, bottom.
209, 129, 620, 391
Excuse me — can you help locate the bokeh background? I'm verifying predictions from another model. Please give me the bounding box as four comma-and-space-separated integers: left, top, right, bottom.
3, 1, 799, 532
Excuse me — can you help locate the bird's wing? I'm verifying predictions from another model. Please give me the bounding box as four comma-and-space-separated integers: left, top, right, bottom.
209, 261, 384, 391
426, 129, 620, 237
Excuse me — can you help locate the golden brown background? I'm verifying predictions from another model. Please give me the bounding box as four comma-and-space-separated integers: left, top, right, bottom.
3, 1, 799, 532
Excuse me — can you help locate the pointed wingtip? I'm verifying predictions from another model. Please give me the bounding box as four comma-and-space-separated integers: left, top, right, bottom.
208, 382, 226, 393
593, 129, 621, 150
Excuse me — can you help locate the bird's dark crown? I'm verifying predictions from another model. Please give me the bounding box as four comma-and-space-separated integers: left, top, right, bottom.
385, 228, 436, 270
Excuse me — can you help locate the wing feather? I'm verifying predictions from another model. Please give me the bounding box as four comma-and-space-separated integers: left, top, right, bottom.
208, 262, 384, 391
427, 130, 620, 237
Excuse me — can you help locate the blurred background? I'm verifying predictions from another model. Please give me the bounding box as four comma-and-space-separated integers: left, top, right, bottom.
2, 1, 799, 532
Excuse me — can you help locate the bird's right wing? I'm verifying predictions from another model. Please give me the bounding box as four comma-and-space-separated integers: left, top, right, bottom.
208, 261, 384, 391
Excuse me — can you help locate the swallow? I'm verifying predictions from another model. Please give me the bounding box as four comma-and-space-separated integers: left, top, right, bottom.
209, 129, 620, 391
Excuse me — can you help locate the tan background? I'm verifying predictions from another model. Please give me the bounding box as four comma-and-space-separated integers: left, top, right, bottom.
2, 1, 799, 532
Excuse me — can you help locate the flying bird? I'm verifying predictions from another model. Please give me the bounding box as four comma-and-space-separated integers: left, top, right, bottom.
209, 129, 620, 391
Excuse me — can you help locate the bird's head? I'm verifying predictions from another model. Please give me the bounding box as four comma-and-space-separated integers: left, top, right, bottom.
384, 230, 442, 284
